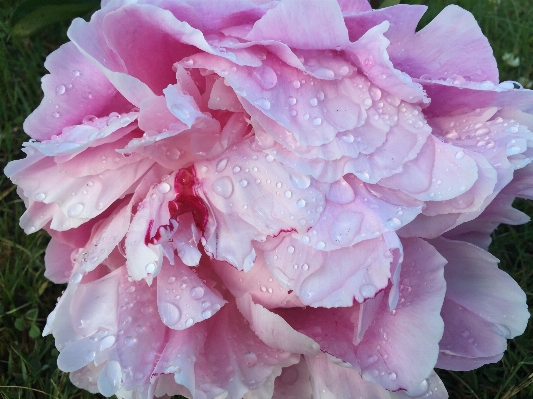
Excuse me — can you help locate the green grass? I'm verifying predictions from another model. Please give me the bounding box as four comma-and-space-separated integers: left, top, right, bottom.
1, 0, 533, 398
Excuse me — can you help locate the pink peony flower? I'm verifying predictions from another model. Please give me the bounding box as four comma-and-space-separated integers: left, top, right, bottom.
5, 0, 532, 398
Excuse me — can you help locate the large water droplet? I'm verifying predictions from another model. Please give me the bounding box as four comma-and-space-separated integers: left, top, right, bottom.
386, 217, 401, 229
170, 104, 190, 121
313, 67, 335, 79
212, 176, 234, 198
67, 203, 84, 218
296, 199, 306, 208
405, 379, 429, 397
455, 150, 465, 160
253, 65, 277, 90
244, 352, 258, 367
239, 179, 248, 187
289, 173, 311, 189
99, 335, 116, 351
189, 286, 205, 300
56, 84, 66, 95
216, 158, 228, 172
159, 302, 181, 326
145, 262, 156, 274
158, 182, 171, 193
34, 192, 46, 201
315, 241, 325, 250
255, 98, 271, 110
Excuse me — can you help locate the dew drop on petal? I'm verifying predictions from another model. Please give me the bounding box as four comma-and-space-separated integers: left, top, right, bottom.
145, 262, 156, 274
212, 176, 234, 198
158, 182, 171, 193
159, 302, 181, 326
67, 203, 84, 218
296, 199, 306, 208
189, 286, 205, 300
255, 98, 271, 110
455, 151, 465, 160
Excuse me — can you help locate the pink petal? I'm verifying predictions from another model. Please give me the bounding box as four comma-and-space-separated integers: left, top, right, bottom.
389, 5, 498, 84
157, 258, 226, 330
245, 0, 349, 50
338, 0, 372, 14
196, 138, 326, 270
44, 237, 75, 283
429, 238, 529, 371
272, 358, 313, 399
344, 22, 428, 104
23, 42, 130, 141
354, 238, 446, 392
305, 354, 391, 399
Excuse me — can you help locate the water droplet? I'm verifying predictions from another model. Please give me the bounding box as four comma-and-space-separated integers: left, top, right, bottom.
388, 372, 397, 381
212, 176, 234, 198
313, 67, 335, 79
67, 203, 84, 218
405, 379, 429, 397
386, 217, 401, 229
255, 98, 271, 110
301, 236, 310, 244
185, 318, 194, 328
507, 126, 519, 134
312, 117, 322, 126
239, 179, 248, 187
292, 80, 301, 88
290, 109, 297, 117
124, 336, 136, 346
302, 263, 309, 271
309, 98, 318, 106
363, 97, 372, 108
71, 272, 83, 283
99, 335, 116, 351
183, 58, 194, 66
369, 86, 382, 101
338, 65, 350, 76
72, 70, 80, 77
170, 104, 190, 120
201, 309, 212, 319
355, 171, 370, 182
507, 145, 521, 155
86, 351, 96, 361
315, 241, 325, 250
244, 352, 258, 367
167, 277, 176, 284
288, 96, 297, 105
52, 111, 60, 118
145, 262, 156, 274
289, 173, 311, 189
56, 84, 66, 95
360, 284, 375, 299
287, 245, 295, 254
34, 192, 46, 201
296, 199, 306, 208
159, 302, 181, 326
455, 151, 465, 160
253, 65, 277, 90
189, 286, 205, 300
158, 182, 171, 193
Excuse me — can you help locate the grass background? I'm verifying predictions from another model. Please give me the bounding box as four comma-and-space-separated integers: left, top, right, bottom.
1, 0, 532, 398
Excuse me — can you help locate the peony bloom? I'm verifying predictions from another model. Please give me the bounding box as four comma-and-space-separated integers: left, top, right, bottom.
5, 0, 532, 398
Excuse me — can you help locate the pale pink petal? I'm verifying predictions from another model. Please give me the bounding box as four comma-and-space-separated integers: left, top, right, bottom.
302, 175, 421, 251
23, 42, 130, 141
344, 4, 426, 42
393, 371, 448, 399
261, 233, 402, 307
44, 237, 75, 283
389, 5, 498, 84
354, 238, 446, 392
380, 136, 479, 201
193, 301, 301, 398
213, 253, 304, 310
138, 95, 184, 133
338, 0, 372, 14
208, 77, 245, 112
306, 354, 391, 399
236, 293, 321, 355
157, 258, 226, 329
345, 22, 428, 104
196, 138, 326, 270
246, 0, 349, 50
429, 238, 529, 371
272, 358, 313, 399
